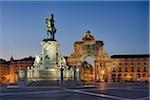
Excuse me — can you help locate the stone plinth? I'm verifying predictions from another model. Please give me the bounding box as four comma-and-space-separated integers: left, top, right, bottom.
27, 39, 60, 81
41, 39, 60, 69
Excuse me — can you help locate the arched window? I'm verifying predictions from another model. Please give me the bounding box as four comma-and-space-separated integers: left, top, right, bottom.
131, 62, 134, 65
119, 66, 122, 72
112, 74, 116, 78
125, 65, 128, 72
118, 74, 122, 82
112, 66, 116, 72
112, 74, 116, 82
143, 65, 147, 72
137, 66, 140, 72
143, 74, 146, 77
118, 74, 122, 78
137, 73, 140, 78
130, 74, 134, 81
20, 65, 23, 70
124, 74, 127, 81
131, 66, 134, 72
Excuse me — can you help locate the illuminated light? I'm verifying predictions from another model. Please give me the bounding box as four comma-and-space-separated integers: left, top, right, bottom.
49, 69, 56, 71
101, 70, 104, 74
6, 75, 10, 80
128, 75, 131, 79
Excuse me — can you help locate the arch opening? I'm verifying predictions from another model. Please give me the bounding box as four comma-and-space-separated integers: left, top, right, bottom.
81, 55, 95, 81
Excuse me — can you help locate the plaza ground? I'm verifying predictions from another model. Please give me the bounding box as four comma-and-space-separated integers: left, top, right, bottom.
0, 82, 149, 100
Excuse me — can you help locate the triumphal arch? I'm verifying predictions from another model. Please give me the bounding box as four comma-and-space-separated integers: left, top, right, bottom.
67, 31, 111, 82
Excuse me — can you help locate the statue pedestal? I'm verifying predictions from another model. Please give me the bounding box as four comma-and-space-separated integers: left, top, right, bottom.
38, 69, 59, 80
41, 39, 60, 69
28, 39, 60, 81
26, 39, 73, 86
39, 39, 60, 80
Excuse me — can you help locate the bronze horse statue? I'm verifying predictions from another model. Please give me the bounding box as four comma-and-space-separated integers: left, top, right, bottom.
46, 14, 57, 40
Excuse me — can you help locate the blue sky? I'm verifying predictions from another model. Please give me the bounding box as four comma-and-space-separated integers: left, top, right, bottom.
0, 1, 149, 60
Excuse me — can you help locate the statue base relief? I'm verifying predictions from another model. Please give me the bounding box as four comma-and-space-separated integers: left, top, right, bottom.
27, 39, 61, 82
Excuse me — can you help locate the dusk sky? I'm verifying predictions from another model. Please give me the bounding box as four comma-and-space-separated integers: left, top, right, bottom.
0, 1, 149, 60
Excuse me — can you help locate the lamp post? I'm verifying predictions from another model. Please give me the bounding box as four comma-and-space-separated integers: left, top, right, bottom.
60, 67, 64, 85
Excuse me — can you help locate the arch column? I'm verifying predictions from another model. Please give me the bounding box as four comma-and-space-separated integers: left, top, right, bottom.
103, 61, 111, 82
78, 60, 84, 81
106, 62, 112, 82
100, 62, 104, 82
73, 66, 77, 81
95, 60, 100, 81
76, 67, 80, 81
74, 61, 81, 82
77, 62, 82, 81
98, 60, 105, 82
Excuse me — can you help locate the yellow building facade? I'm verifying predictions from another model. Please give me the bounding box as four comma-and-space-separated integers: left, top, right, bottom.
67, 31, 150, 82
0, 57, 34, 84
0, 59, 9, 84
111, 55, 149, 82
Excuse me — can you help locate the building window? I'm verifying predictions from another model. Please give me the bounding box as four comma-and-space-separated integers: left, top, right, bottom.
119, 66, 122, 72
137, 73, 140, 78
131, 63, 134, 65
144, 62, 146, 65
131, 66, 134, 72
137, 66, 140, 72
143, 66, 147, 72
20, 65, 22, 69
125, 66, 128, 72
112, 66, 116, 72
124, 74, 128, 81
118, 74, 122, 82
125, 63, 127, 65
130, 74, 134, 81
119, 63, 121, 65
112, 74, 116, 82
124, 74, 127, 78
143, 74, 146, 77
137, 62, 140, 65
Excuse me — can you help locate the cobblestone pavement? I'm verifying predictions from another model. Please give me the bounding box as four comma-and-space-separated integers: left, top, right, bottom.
0, 82, 149, 100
